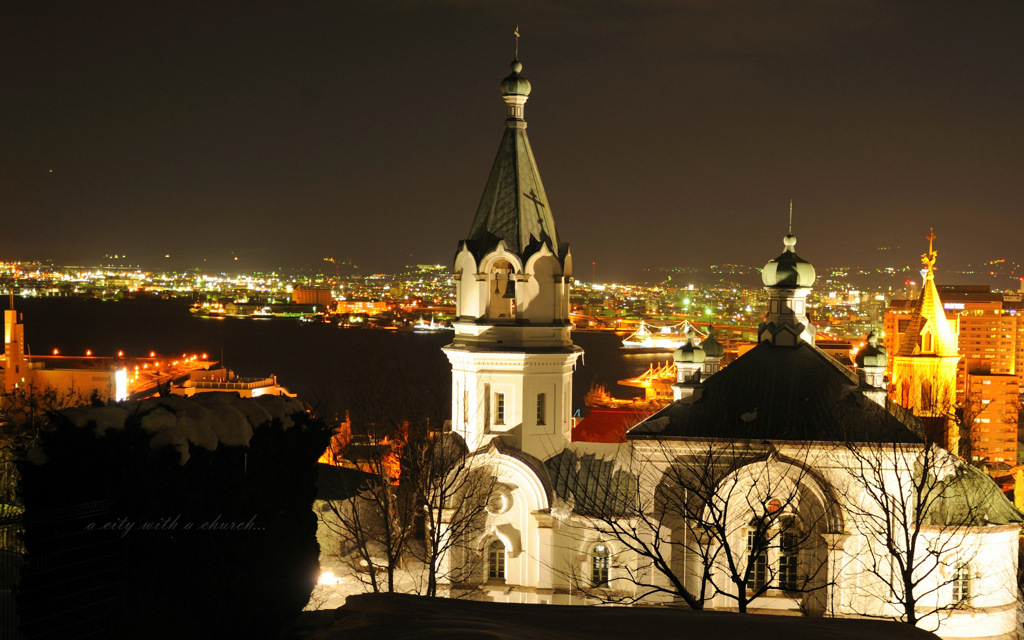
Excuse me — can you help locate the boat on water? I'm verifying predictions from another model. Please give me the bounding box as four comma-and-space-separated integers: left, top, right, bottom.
411, 316, 452, 332
621, 321, 705, 351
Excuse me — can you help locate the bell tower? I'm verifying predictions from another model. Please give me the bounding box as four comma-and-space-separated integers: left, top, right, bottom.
443, 57, 582, 460
891, 229, 961, 447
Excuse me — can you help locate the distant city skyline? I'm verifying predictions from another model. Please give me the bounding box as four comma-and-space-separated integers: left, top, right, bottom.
2, 2, 1021, 282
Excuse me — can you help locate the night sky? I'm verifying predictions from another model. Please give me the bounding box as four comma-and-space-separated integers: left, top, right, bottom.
2, 1, 1021, 282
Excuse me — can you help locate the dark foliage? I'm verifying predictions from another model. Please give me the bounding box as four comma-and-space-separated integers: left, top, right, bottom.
16, 402, 331, 640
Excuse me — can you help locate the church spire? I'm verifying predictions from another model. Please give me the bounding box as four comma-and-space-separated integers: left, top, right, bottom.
464, 55, 562, 264
445, 50, 580, 459
896, 229, 958, 358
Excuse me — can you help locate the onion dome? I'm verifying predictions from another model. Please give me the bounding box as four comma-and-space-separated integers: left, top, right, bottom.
701, 324, 725, 358
501, 60, 532, 97
761, 234, 816, 289
674, 330, 706, 364
855, 330, 888, 368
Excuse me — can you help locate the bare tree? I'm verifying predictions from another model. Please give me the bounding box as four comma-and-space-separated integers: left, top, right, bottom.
403, 425, 499, 596
554, 439, 832, 613
318, 423, 416, 593
836, 427, 1021, 630
314, 351, 500, 597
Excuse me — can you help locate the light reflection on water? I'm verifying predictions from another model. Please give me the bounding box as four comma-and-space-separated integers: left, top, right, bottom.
10, 298, 668, 419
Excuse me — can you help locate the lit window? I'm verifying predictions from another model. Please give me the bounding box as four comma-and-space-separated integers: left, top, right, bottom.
746, 527, 768, 593
592, 544, 610, 587
952, 564, 971, 605
495, 393, 505, 425
536, 393, 546, 425
779, 526, 799, 591
488, 540, 505, 580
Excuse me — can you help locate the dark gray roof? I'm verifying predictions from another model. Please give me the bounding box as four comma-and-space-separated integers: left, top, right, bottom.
464, 124, 564, 264
629, 341, 922, 444
544, 448, 637, 517
925, 460, 1024, 526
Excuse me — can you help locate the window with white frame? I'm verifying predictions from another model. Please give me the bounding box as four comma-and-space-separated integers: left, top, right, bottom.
746, 526, 768, 593
746, 511, 801, 595
952, 563, 971, 605
778, 525, 799, 591
495, 392, 506, 425
487, 539, 506, 580
591, 544, 610, 587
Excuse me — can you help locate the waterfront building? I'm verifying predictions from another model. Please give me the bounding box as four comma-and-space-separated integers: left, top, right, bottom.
291, 286, 333, 308
1, 300, 129, 401
433, 57, 1021, 639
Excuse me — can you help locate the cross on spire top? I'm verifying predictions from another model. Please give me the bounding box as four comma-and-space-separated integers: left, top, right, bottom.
922, 227, 938, 274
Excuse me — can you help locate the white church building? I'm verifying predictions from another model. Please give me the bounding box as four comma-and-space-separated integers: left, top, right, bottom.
437, 57, 1022, 640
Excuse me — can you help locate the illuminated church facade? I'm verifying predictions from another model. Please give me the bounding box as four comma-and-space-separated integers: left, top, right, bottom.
438, 58, 1022, 640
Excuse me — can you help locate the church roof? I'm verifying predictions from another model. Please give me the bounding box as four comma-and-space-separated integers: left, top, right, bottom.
464, 60, 564, 263
897, 232, 959, 358
545, 447, 637, 517
628, 341, 921, 444
924, 458, 1024, 526
896, 274, 959, 358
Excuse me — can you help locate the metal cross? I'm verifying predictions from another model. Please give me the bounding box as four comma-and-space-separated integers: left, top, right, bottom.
523, 189, 546, 232
922, 227, 938, 272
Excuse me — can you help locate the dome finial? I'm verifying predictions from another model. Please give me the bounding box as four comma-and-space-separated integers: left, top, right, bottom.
500, 41, 531, 125
761, 203, 815, 289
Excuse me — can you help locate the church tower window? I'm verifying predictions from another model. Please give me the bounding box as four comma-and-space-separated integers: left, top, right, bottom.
495, 393, 506, 425
536, 393, 546, 425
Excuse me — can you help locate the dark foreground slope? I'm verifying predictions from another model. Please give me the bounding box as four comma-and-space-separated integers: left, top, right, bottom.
286, 593, 940, 640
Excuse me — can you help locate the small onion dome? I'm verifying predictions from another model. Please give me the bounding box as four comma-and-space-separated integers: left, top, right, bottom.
761, 234, 816, 288
701, 324, 725, 358
674, 331, 706, 364
855, 330, 888, 368
501, 59, 532, 97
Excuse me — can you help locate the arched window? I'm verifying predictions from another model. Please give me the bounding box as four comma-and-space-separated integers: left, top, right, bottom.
921, 380, 933, 411
487, 540, 505, 580
746, 512, 801, 594
591, 544, 610, 587
487, 260, 516, 319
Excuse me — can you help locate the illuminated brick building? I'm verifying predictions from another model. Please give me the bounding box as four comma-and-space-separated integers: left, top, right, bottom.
888, 232, 961, 450
884, 264, 1022, 468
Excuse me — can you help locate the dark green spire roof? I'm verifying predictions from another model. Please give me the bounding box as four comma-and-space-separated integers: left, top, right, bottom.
465, 60, 563, 263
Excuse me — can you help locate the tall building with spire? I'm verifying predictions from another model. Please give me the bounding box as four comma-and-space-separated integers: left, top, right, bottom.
442, 58, 582, 461
890, 230, 961, 448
